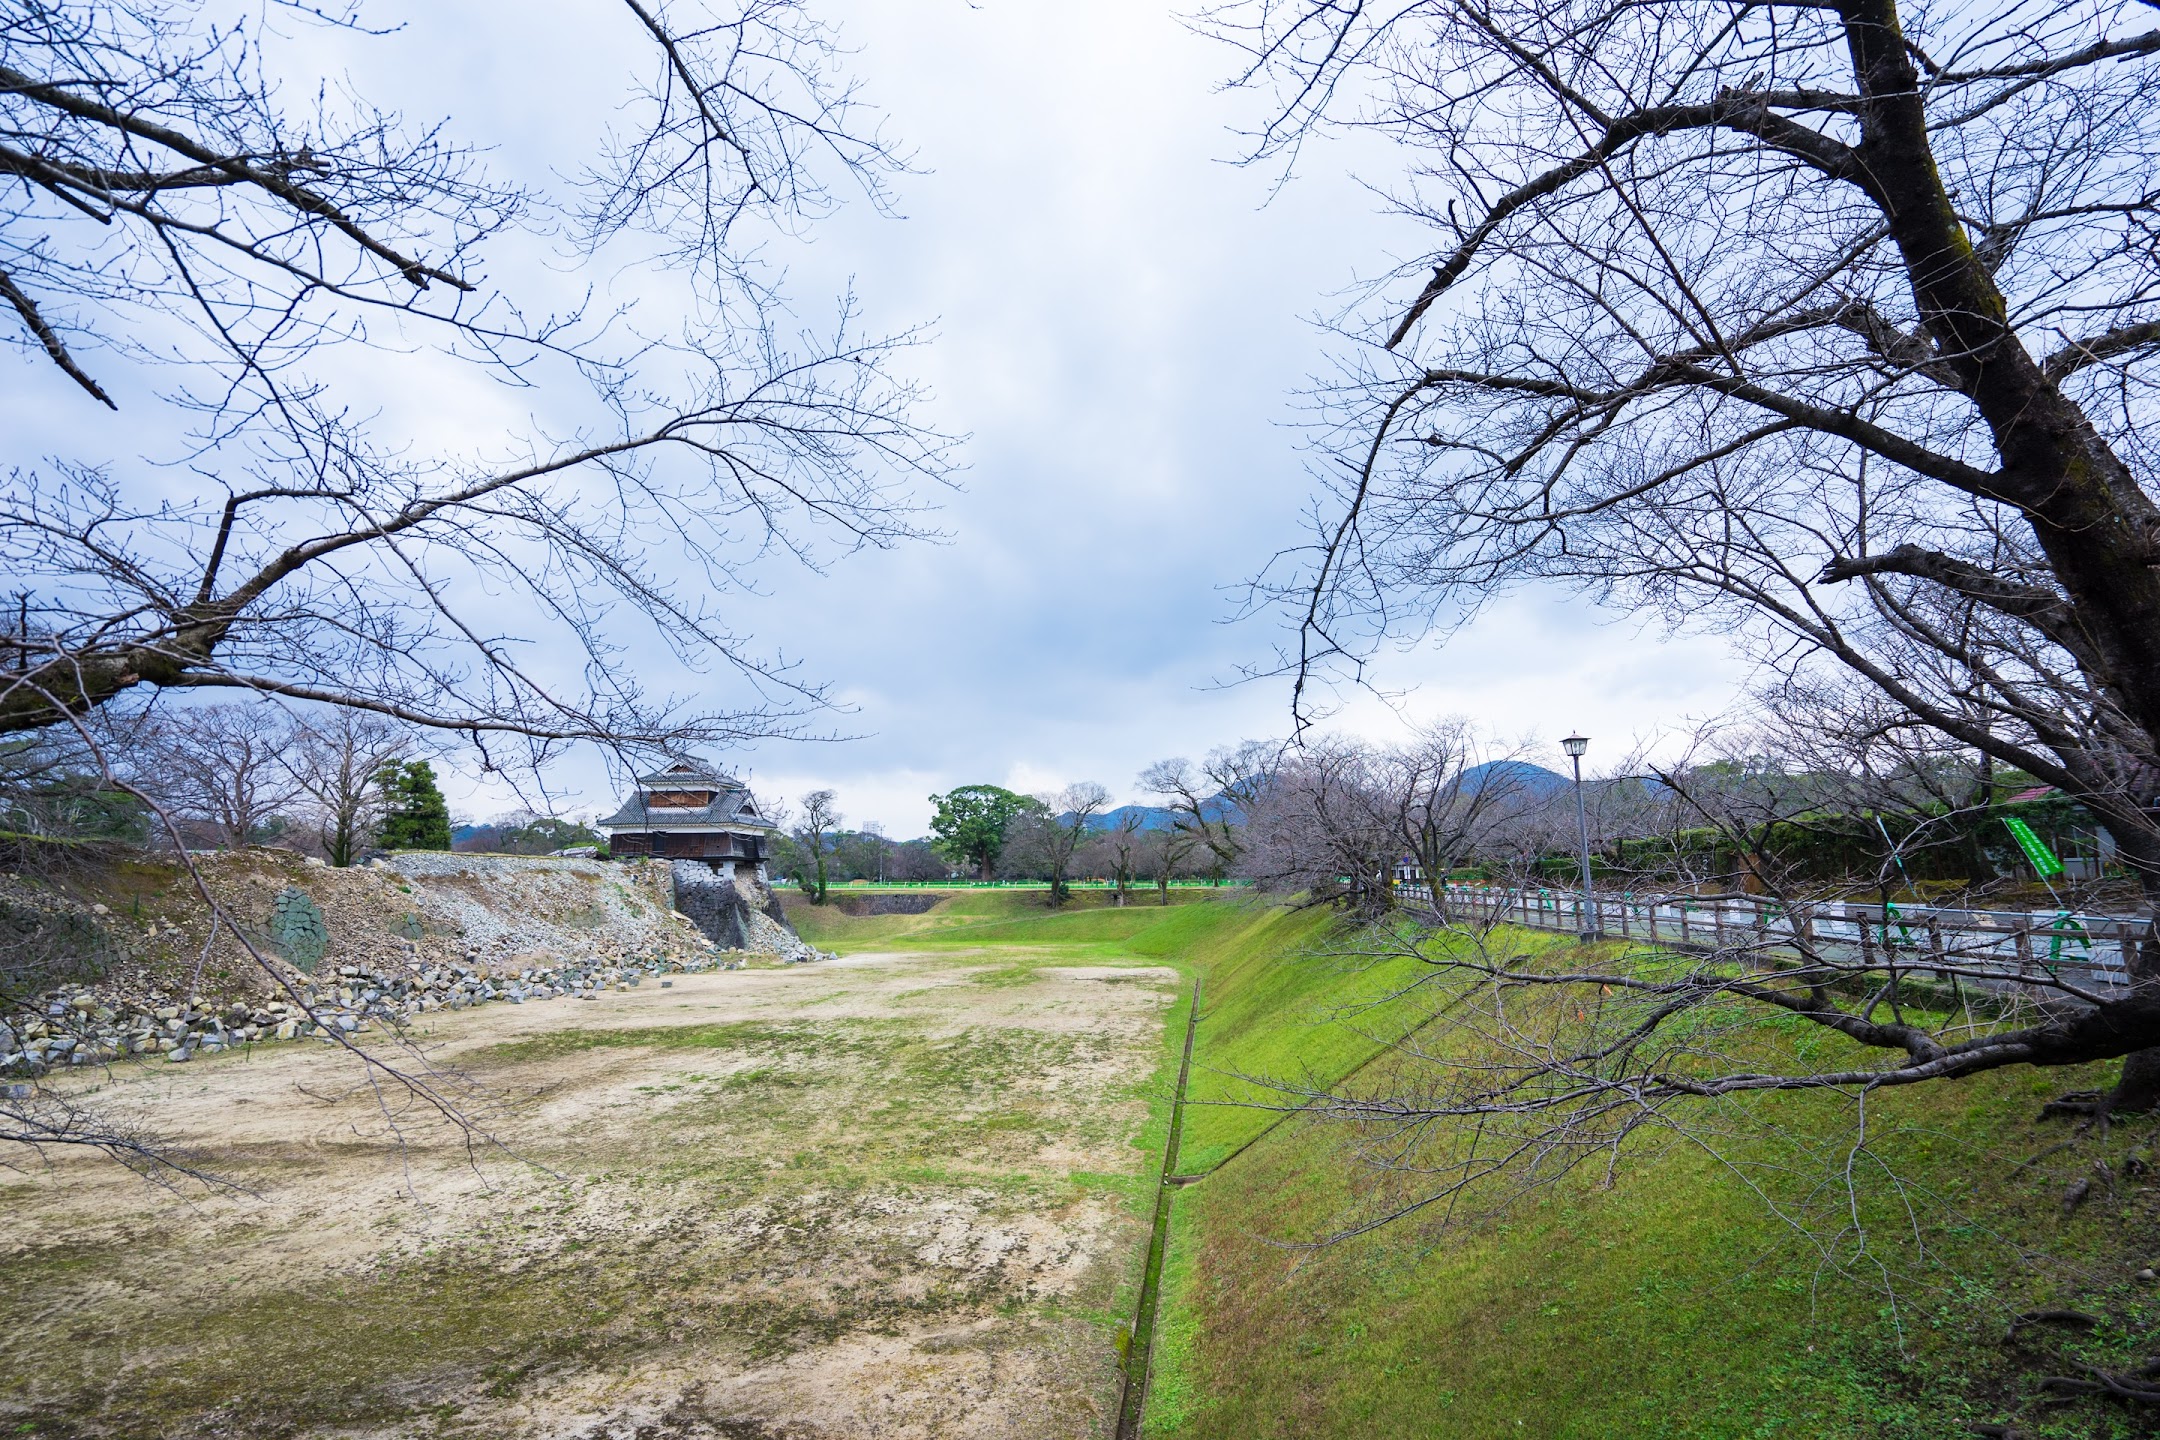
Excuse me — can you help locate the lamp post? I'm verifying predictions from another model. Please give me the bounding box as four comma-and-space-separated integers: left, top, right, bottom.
1562, 733, 1597, 941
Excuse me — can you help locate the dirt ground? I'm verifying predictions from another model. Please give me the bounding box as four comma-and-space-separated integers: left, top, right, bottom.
0, 945, 1181, 1439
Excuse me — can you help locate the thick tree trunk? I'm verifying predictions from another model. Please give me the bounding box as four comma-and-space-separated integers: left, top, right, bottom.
2108, 862, 2160, 1111
1848, 0, 2160, 744
2112, 1041, 2160, 1114
1839, 1, 2160, 1110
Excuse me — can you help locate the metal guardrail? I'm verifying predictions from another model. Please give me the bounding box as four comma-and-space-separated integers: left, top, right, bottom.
1403, 881, 2150, 997
770, 879, 1253, 891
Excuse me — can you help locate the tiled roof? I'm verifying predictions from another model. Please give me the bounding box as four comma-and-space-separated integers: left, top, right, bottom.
598, 758, 776, 832
634, 756, 735, 787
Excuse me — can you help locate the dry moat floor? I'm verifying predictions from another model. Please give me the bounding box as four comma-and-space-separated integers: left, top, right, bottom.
0, 945, 1182, 1438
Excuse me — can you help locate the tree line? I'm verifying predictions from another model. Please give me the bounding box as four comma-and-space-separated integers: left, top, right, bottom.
771, 708, 2125, 914
769, 746, 1274, 905
1, 703, 461, 865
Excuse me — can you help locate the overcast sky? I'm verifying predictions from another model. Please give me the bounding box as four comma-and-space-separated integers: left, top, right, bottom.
11, 1, 1751, 835
720, 0, 1749, 834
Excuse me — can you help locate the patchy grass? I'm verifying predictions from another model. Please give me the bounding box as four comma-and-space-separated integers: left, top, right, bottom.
787, 888, 1222, 953
0, 933, 1207, 1438
484, 1011, 1164, 1197
0, 1188, 1051, 1437
48, 888, 2149, 1438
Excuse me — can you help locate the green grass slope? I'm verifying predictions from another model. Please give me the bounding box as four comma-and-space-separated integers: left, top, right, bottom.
1178, 917, 1575, 1172
1144, 914, 2160, 1440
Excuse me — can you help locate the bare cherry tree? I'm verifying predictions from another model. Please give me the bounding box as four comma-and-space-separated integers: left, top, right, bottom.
282, 709, 415, 866
1140, 740, 1276, 880
0, 0, 950, 763
127, 702, 303, 849
1213, 0, 2160, 1108
1099, 808, 1150, 906
886, 837, 947, 882
1374, 720, 1546, 917
1242, 736, 1397, 912
1238, 725, 1539, 914
1147, 820, 1203, 906
790, 789, 841, 904
1036, 782, 1110, 907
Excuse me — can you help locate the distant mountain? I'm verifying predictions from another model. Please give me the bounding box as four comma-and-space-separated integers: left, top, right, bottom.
1461, 759, 1570, 798
1087, 804, 1179, 832
1077, 794, 1245, 833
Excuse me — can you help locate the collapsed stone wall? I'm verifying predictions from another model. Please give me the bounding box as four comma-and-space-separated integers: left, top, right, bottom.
670, 863, 829, 965
382, 851, 690, 961
0, 848, 710, 1006
3, 952, 721, 1077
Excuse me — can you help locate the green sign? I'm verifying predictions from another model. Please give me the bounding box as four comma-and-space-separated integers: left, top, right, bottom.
2002, 816, 2065, 879
2048, 912, 2092, 964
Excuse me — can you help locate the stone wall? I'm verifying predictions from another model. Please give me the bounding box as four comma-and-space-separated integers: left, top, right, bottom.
670, 863, 823, 963
820, 892, 951, 917
670, 863, 751, 948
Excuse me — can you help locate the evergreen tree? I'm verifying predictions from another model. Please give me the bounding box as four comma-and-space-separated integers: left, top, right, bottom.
926, 784, 1032, 882
374, 760, 452, 850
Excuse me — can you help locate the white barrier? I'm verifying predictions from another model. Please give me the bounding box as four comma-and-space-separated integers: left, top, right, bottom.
1401, 881, 2147, 996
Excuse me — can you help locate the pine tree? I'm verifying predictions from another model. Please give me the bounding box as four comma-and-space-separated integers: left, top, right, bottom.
374, 760, 452, 850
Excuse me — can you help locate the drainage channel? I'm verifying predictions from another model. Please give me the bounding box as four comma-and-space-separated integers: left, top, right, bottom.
1114, 976, 1200, 1440
1111, 985, 1439, 1434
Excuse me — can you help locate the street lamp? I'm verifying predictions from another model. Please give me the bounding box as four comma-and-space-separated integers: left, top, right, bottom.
1562, 733, 1598, 941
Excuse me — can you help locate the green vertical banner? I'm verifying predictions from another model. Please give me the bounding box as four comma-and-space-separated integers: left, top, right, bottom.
2002, 816, 2066, 879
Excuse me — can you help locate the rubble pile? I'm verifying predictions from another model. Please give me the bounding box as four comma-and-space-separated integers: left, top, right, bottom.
741, 904, 828, 965
0, 849, 838, 1082
0, 946, 812, 1078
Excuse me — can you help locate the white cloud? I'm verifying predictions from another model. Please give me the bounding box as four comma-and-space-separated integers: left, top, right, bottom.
6, 0, 1753, 834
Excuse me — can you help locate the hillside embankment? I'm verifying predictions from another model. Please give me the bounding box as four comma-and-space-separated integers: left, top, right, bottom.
1, 849, 825, 1077
7, 848, 705, 989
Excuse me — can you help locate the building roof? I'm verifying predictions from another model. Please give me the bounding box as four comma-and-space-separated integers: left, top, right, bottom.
634, 757, 733, 787
597, 757, 777, 833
